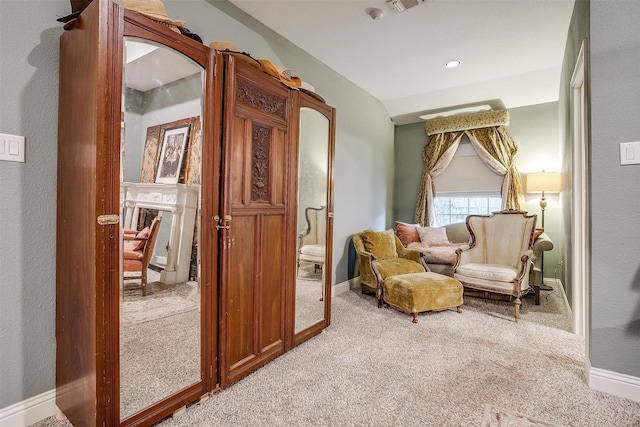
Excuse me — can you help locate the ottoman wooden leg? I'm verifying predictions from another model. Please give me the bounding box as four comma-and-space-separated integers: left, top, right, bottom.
456, 306, 462, 313
411, 313, 418, 323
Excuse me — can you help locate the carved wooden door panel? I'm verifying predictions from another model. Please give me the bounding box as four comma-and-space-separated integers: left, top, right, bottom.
218, 59, 295, 387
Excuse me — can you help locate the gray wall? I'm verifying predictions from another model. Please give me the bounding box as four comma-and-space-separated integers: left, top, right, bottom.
0, 0, 394, 409
393, 102, 563, 278
0, 0, 63, 410
588, 0, 640, 377
558, 0, 589, 315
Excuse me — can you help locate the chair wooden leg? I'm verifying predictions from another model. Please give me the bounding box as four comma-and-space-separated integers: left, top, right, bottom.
534, 285, 540, 305
411, 313, 418, 323
456, 306, 462, 313
141, 269, 147, 297
376, 287, 383, 308
514, 297, 521, 322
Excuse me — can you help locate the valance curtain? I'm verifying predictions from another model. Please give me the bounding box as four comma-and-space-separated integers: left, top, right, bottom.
414, 110, 525, 226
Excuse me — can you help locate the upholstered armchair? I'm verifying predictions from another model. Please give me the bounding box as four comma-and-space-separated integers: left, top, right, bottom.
353, 229, 427, 307
297, 206, 327, 277
452, 211, 536, 322
123, 216, 162, 296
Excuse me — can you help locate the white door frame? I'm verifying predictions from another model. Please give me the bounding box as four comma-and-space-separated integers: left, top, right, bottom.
570, 39, 590, 356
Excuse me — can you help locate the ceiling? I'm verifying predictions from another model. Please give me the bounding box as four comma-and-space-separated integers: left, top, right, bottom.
228, 0, 576, 125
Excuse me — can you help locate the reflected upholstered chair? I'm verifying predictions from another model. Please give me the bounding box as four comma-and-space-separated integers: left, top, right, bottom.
353, 229, 427, 307
297, 206, 327, 277
452, 210, 536, 322
123, 216, 162, 296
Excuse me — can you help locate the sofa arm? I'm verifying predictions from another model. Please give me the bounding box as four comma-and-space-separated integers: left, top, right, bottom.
532, 232, 554, 265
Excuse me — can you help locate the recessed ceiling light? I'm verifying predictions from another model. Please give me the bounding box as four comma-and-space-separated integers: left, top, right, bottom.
444, 59, 461, 68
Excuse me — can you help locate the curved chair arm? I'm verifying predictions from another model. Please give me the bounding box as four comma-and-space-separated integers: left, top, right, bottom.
354, 247, 379, 291
511, 250, 534, 295
123, 235, 148, 242
453, 243, 483, 269
517, 250, 534, 278
394, 236, 422, 263
355, 248, 376, 261
298, 228, 315, 248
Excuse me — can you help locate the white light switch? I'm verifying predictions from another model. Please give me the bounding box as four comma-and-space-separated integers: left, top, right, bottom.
0, 133, 25, 163
620, 141, 640, 165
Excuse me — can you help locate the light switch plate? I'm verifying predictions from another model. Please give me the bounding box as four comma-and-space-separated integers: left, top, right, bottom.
619, 141, 640, 165
0, 133, 25, 163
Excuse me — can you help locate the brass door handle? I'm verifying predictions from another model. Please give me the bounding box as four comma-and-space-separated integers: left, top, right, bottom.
214, 215, 232, 230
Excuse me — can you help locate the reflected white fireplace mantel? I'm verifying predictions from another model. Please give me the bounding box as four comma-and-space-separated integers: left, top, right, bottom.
123, 182, 199, 285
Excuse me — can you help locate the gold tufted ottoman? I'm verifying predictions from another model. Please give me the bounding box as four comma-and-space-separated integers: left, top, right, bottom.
383, 272, 463, 323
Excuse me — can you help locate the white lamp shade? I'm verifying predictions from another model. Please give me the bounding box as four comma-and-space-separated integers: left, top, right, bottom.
526, 172, 561, 193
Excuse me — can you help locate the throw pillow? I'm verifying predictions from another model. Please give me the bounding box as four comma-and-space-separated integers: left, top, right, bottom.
533, 228, 544, 242
127, 226, 150, 252
417, 226, 449, 247
395, 221, 421, 246
360, 229, 397, 260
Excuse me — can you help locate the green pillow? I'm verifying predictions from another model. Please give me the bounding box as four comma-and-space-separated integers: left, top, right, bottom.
360, 229, 397, 260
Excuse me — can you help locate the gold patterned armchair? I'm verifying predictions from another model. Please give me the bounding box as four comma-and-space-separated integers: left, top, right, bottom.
353, 229, 427, 307
452, 210, 536, 322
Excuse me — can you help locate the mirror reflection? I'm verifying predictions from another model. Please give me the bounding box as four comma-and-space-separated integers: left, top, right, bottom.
295, 107, 330, 333
120, 38, 203, 420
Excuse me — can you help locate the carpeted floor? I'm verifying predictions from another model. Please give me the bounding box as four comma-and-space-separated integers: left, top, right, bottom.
120, 274, 201, 419
295, 264, 325, 333
33, 280, 640, 427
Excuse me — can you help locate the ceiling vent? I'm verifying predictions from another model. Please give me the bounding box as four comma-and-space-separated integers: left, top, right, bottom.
386, 0, 425, 13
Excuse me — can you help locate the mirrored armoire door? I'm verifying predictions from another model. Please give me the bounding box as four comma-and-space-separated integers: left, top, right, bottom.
119, 35, 206, 421
56, 1, 220, 425
117, 9, 221, 424
291, 91, 336, 346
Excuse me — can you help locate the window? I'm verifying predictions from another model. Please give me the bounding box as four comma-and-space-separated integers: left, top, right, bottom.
431, 137, 503, 225
433, 195, 502, 226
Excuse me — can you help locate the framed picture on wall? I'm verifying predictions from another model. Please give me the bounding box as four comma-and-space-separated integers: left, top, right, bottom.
155, 124, 191, 184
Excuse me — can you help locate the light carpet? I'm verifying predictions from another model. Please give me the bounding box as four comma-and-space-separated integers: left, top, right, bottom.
481, 404, 563, 427
33, 280, 640, 427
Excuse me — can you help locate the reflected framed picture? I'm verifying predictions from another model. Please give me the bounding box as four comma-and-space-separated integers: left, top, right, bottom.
155, 124, 190, 184
140, 124, 161, 183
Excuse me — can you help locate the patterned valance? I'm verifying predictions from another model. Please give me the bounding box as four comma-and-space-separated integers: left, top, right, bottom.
425, 109, 510, 136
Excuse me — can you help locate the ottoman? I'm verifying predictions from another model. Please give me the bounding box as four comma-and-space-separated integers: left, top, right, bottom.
382, 272, 463, 323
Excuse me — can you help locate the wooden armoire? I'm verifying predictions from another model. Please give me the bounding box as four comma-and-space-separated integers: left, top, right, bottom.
56, 1, 335, 426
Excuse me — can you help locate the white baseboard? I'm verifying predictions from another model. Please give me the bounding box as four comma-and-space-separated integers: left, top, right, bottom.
0, 389, 56, 427
544, 278, 640, 402
332, 278, 355, 296
544, 277, 572, 319
589, 367, 640, 403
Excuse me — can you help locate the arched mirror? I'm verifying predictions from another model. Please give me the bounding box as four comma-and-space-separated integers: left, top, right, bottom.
120, 37, 203, 420
294, 96, 334, 336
